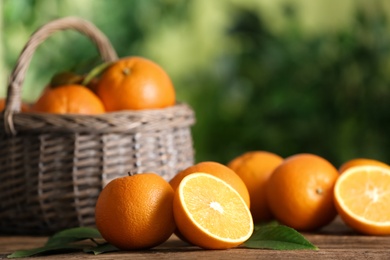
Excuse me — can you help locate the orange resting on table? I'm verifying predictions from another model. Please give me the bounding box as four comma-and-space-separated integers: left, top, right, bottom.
338, 158, 390, 174
266, 153, 338, 231
173, 172, 254, 249
170, 161, 250, 207
95, 173, 176, 250
334, 165, 390, 235
227, 150, 283, 223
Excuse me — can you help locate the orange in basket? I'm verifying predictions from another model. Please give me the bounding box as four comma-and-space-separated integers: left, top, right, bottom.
31, 84, 105, 114
96, 56, 176, 111
0, 16, 195, 235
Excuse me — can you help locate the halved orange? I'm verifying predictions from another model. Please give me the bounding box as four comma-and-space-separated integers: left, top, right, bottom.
334, 165, 390, 235
173, 173, 254, 249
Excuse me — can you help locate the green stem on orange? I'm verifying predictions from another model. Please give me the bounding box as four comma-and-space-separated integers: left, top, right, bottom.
122, 67, 131, 75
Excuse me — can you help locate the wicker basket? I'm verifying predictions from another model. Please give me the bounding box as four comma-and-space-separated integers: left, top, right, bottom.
0, 17, 195, 235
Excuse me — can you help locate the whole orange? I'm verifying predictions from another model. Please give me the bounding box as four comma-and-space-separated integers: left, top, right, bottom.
266, 153, 338, 231
96, 56, 176, 111
338, 158, 389, 174
227, 151, 283, 223
169, 161, 250, 207
95, 173, 176, 250
31, 84, 105, 114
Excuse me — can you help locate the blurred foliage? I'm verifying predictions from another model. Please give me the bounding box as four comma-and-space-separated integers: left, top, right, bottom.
1, 0, 389, 167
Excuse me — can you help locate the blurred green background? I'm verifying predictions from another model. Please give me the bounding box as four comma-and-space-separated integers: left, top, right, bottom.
1, 0, 389, 168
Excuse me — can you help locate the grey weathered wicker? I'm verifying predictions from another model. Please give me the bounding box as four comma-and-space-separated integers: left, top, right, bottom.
0, 17, 195, 235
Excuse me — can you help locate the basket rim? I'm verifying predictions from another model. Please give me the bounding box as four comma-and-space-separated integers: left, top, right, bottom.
0, 102, 195, 134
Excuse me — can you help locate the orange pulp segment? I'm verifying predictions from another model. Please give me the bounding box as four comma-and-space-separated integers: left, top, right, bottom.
334, 165, 390, 235
173, 173, 254, 249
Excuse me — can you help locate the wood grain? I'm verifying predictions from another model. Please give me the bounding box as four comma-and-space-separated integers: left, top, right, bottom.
1, 217, 389, 260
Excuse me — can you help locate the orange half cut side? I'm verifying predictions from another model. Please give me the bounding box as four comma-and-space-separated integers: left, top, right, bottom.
173, 172, 254, 249
334, 165, 390, 235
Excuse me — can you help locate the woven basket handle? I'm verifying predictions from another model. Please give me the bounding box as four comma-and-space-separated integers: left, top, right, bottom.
4, 16, 118, 135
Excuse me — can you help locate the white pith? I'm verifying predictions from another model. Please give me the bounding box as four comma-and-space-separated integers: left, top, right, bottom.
335, 165, 390, 226
178, 172, 254, 242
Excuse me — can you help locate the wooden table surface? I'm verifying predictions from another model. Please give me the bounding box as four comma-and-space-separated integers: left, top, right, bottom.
1, 217, 389, 259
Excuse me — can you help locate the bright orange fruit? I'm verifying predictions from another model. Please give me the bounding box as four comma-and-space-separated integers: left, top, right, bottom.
334, 165, 390, 235
95, 173, 176, 250
169, 161, 250, 207
338, 158, 389, 174
31, 84, 105, 114
96, 56, 176, 111
228, 151, 283, 223
173, 173, 254, 249
266, 153, 339, 231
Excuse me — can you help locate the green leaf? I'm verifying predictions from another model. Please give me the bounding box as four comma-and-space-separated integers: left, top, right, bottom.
45, 227, 102, 246
244, 223, 318, 250
7, 227, 104, 258
7, 244, 86, 258
84, 243, 119, 255
81, 61, 112, 86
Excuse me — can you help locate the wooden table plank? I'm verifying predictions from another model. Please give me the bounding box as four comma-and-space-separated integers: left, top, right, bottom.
1, 217, 390, 259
